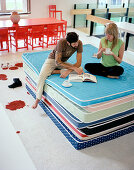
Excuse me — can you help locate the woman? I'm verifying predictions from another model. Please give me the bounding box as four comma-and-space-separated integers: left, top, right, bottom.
85, 23, 125, 79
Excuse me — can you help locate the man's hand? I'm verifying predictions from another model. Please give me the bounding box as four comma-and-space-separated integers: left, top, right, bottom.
60, 69, 71, 78
73, 67, 83, 75
60, 67, 83, 78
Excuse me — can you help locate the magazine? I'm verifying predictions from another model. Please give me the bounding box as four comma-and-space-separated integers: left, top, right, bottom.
68, 73, 97, 83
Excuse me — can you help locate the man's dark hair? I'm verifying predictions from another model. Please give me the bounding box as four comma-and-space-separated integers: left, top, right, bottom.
66, 32, 79, 44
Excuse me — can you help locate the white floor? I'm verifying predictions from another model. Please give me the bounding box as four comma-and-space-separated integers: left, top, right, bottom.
0, 104, 36, 170
0, 28, 134, 170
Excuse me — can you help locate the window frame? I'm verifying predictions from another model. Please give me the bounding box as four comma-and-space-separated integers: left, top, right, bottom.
97, 0, 128, 8
0, 0, 31, 15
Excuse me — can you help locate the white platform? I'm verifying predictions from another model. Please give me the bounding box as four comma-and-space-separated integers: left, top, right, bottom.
0, 104, 37, 170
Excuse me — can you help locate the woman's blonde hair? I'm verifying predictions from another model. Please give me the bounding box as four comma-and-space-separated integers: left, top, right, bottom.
105, 23, 119, 50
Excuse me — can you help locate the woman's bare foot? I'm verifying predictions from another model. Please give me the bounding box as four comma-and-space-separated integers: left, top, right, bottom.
107, 75, 119, 79
32, 99, 40, 109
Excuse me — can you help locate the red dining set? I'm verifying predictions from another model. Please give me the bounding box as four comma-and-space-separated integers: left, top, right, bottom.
0, 5, 67, 52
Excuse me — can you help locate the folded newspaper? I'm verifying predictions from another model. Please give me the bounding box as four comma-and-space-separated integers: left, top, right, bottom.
68, 73, 97, 83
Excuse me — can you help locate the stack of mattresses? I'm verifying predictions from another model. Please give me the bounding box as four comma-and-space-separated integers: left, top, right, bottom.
22, 44, 134, 150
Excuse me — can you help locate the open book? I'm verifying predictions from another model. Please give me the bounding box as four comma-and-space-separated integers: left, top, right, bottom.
68, 73, 97, 83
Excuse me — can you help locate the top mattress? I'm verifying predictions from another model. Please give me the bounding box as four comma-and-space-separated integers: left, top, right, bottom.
22, 44, 134, 106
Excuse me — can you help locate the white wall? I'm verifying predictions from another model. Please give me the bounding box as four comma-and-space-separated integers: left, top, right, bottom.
1, 0, 131, 25
30, 0, 96, 26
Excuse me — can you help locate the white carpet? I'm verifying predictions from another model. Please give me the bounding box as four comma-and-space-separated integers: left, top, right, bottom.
0, 104, 36, 170
0, 29, 134, 170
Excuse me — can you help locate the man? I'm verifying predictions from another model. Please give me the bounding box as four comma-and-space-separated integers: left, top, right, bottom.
32, 32, 83, 109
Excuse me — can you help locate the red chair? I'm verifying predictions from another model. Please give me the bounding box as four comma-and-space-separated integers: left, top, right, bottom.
0, 28, 9, 52
49, 5, 62, 20
44, 24, 58, 48
10, 26, 28, 51
57, 20, 67, 40
28, 25, 44, 50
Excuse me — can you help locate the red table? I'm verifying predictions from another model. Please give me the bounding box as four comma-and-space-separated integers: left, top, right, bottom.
0, 17, 67, 51
0, 17, 66, 29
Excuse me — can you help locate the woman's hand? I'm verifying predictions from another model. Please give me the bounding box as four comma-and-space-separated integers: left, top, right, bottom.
100, 48, 106, 53
97, 43, 105, 59
104, 51, 114, 56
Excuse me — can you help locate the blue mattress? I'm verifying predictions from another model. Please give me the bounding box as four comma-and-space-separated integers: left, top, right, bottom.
26, 74, 134, 129
26, 83, 134, 150
22, 44, 134, 106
